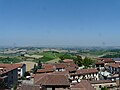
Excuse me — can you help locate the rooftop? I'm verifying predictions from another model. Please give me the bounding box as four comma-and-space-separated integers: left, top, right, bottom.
34, 74, 70, 86
71, 80, 95, 90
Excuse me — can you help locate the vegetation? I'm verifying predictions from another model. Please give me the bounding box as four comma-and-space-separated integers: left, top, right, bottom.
74, 55, 83, 66
101, 86, 108, 90
73, 56, 94, 68
0, 57, 23, 64
32, 60, 42, 74
59, 53, 77, 60
82, 57, 94, 68
102, 53, 120, 58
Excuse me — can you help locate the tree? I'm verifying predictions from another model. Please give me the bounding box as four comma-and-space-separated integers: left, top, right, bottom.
33, 64, 37, 74
38, 60, 42, 69
82, 57, 94, 68
101, 87, 108, 90
74, 55, 83, 66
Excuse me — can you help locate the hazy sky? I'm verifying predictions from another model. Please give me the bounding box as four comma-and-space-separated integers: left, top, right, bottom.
0, 0, 120, 47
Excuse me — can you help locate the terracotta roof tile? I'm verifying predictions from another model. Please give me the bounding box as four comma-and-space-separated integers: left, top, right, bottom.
71, 68, 98, 76
34, 74, 70, 86
106, 63, 120, 68
42, 64, 54, 69
71, 80, 95, 90
36, 68, 54, 73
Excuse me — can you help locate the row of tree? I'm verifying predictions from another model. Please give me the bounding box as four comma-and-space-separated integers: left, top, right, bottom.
59, 54, 95, 68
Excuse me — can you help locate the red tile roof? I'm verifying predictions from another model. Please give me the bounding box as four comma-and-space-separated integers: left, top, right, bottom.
0, 63, 24, 68
36, 68, 54, 73
95, 61, 104, 65
96, 58, 115, 63
71, 68, 98, 76
53, 63, 68, 69
42, 64, 54, 69
106, 63, 120, 68
89, 80, 113, 84
65, 67, 77, 72
42, 62, 78, 71
71, 80, 95, 90
52, 71, 69, 75
34, 74, 70, 86
0, 64, 20, 74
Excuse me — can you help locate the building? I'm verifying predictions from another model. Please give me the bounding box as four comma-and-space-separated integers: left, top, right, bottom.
96, 58, 115, 64
16, 64, 26, 78
36, 68, 54, 74
20, 73, 70, 90
90, 80, 117, 90
0, 64, 18, 88
105, 63, 120, 74
71, 80, 96, 90
0, 64, 26, 78
95, 61, 104, 70
70, 68, 99, 83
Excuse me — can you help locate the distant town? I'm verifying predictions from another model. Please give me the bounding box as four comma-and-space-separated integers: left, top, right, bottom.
0, 47, 120, 90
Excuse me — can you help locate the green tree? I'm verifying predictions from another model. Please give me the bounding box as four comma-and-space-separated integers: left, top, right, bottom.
74, 55, 83, 66
38, 60, 42, 69
101, 87, 108, 90
33, 64, 37, 74
82, 57, 94, 68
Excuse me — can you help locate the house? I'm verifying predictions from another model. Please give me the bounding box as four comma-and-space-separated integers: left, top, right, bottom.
112, 58, 120, 63
15, 64, 26, 78
0, 64, 18, 88
53, 63, 68, 72
105, 63, 120, 74
95, 61, 104, 70
96, 58, 115, 64
42, 62, 78, 72
36, 68, 54, 74
71, 80, 96, 90
90, 80, 117, 89
70, 68, 99, 83
0, 64, 26, 78
34, 74, 70, 90
42, 64, 55, 69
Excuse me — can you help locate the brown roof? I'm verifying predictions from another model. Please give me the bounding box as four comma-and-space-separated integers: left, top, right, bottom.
106, 63, 120, 68
90, 80, 113, 84
42, 64, 54, 69
0, 63, 24, 68
71, 68, 98, 76
34, 74, 70, 86
33, 73, 48, 84
53, 63, 68, 69
95, 61, 104, 65
96, 58, 115, 63
42, 62, 78, 71
67, 62, 79, 69
0, 64, 20, 74
71, 80, 95, 90
36, 68, 54, 73
52, 71, 69, 75
65, 67, 77, 72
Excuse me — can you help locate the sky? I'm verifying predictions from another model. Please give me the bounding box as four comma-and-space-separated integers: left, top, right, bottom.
0, 0, 120, 47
